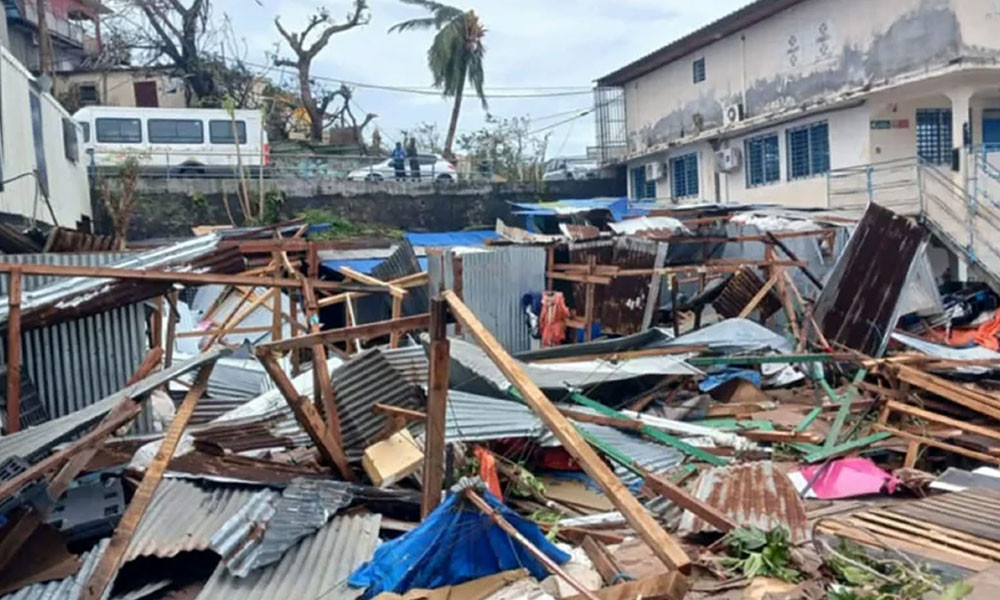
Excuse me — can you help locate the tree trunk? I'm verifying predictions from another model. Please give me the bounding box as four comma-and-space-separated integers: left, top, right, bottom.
443, 72, 466, 160
36, 0, 53, 75
297, 61, 324, 142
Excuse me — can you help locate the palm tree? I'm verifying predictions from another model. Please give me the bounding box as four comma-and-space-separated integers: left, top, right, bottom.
390, 0, 486, 160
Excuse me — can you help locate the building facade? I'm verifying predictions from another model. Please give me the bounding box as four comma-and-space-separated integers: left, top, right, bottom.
597, 0, 1000, 208
3, 0, 106, 73
0, 44, 92, 227
54, 67, 187, 111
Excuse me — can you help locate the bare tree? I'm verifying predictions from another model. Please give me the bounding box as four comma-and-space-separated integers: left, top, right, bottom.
274, 1, 369, 141
101, 155, 142, 248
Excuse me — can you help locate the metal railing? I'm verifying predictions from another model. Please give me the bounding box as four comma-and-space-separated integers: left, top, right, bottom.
826, 155, 1000, 286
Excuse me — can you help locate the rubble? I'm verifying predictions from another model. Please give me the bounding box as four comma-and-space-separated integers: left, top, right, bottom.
0, 205, 997, 600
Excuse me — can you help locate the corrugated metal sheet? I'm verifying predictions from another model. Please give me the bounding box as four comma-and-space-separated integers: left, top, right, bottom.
124, 479, 262, 562
196, 513, 381, 600
460, 247, 546, 353
813, 203, 926, 357
211, 478, 354, 577
0, 252, 151, 432
712, 267, 782, 319
380, 346, 428, 386
0, 349, 228, 466
677, 461, 808, 542
0, 539, 110, 600
568, 237, 664, 335
444, 390, 547, 443
331, 349, 425, 460
367, 240, 428, 320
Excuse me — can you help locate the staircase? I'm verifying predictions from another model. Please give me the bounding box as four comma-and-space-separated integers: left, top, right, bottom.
826, 156, 1000, 290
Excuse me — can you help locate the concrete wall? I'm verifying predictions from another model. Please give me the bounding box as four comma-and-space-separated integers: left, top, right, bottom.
0, 46, 91, 227
54, 70, 186, 109
91, 176, 627, 240
622, 0, 1000, 155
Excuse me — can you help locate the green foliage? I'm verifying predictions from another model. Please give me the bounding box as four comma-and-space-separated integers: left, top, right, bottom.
188, 191, 207, 212
297, 209, 402, 240
456, 114, 549, 182
824, 541, 972, 600
262, 189, 285, 224
721, 527, 802, 583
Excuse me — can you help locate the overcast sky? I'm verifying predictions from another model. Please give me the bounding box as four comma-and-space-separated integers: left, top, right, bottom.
213, 0, 748, 156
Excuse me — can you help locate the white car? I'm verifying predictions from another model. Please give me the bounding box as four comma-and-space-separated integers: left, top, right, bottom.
347, 154, 457, 182
542, 159, 599, 181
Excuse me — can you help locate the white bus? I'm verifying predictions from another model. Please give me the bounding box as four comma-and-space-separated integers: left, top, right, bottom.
74, 106, 269, 175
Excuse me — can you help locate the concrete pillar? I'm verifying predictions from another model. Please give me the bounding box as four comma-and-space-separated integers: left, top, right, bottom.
947, 89, 973, 187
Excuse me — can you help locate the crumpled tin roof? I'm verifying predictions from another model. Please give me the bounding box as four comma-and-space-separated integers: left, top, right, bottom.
0, 348, 229, 467
677, 461, 808, 542
196, 513, 381, 600
124, 479, 262, 562
1, 539, 110, 600
444, 390, 548, 443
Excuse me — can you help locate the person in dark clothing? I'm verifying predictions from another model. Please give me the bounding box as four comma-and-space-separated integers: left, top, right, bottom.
406, 137, 421, 181
392, 142, 406, 180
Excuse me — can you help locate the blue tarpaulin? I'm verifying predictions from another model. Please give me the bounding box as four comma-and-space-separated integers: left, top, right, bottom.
348, 490, 569, 598
509, 197, 647, 223
405, 230, 499, 247
698, 368, 762, 392
321, 257, 429, 275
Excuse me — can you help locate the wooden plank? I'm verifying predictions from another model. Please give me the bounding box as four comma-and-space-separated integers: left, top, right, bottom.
642, 469, 737, 533
852, 513, 1000, 560
875, 425, 1000, 465
0, 263, 377, 292
260, 313, 431, 353
80, 363, 215, 600
737, 274, 779, 319
739, 430, 824, 444
339, 266, 406, 298
531, 347, 707, 365
177, 326, 272, 338
887, 400, 1000, 443
271, 273, 283, 343
444, 290, 691, 574
584, 256, 597, 342
560, 408, 644, 432
256, 351, 355, 480
816, 521, 992, 572
5, 268, 21, 432
317, 273, 428, 308
301, 281, 342, 448
204, 286, 269, 348
289, 290, 301, 376
421, 298, 450, 519
562, 572, 688, 600
581, 536, 626, 586
164, 292, 178, 368
374, 403, 426, 421
389, 295, 404, 348
904, 440, 920, 468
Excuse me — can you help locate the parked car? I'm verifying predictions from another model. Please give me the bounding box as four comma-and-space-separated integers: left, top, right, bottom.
346, 154, 457, 182
75, 106, 268, 176
542, 158, 599, 181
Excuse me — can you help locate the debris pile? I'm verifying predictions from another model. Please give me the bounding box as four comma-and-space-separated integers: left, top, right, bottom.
0, 206, 998, 600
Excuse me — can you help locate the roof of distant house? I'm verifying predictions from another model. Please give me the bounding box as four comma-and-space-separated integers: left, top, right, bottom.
597, 0, 806, 86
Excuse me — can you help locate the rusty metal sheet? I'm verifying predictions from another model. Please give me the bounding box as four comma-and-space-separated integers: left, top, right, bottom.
813, 203, 926, 357
568, 237, 663, 335
712, 267, 782, 319
677, 461, 808, 542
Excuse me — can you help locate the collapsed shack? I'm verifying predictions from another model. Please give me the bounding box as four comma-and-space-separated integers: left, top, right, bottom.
0, 204, 997, 600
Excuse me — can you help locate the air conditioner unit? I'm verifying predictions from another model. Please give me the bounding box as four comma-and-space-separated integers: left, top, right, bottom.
645, 161, 664, 181
724, 103, 745, 127
714, 148, 743, 173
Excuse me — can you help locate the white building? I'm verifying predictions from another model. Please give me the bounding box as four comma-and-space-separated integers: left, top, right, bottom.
596, 0, 1000, 208
1, 44, 91, 227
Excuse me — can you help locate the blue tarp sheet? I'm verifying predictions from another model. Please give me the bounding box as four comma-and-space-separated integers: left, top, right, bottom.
348, 490, 569, 598
509, 197, 647, 223
698, 368, 762, 392
404, 231, 499, 247
320, 257, 428, 275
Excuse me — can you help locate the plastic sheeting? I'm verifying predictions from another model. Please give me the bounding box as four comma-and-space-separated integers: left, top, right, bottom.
891, 331, 1000, 374
348, 489, 569, 598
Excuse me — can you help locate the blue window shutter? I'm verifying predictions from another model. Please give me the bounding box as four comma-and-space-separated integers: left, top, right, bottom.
810, 122, 830, 174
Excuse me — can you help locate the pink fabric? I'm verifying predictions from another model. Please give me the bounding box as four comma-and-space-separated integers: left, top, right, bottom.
795, 457, 898, 499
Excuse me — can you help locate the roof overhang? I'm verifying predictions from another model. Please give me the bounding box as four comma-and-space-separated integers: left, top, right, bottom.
597, 0, 806, 87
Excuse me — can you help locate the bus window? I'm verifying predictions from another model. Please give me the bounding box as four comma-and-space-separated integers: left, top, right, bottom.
148, 119, 204, 144
209, 120, 247, 144
79, 121, 90, 143
96, 118, 142, 143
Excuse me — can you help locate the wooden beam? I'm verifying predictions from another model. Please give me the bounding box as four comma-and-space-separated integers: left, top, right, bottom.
581, 536, 627, 586
885, 400, 1000, 443
177, 326, 273, 338
559, 408, 644, 432
737, 274, 779, 319
464, 488, 602, 600
374, 403, 426, 421
738, 430, 824, 444
317, 273, 427, 308
444, 290, 691, 574
642, 469, 737, 533
389, 295, 404, 349
0, 263, 386, 293
203, 286, 269, 348
562, 572, 688, 600
339, 266, 406, 298
531, 347, 707, 365
260, 313, 431, 353
164, 292, 178, 368
256, 351, 354, 480
5, 268, 21, 432
80, 363, 215, 600
421, 298, 450, 519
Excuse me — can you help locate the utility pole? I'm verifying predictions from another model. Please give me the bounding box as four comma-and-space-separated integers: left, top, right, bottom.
36, 0, 53, 76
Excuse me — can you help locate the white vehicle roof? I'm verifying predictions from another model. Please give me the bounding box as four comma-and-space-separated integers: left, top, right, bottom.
73, 106, 262, 121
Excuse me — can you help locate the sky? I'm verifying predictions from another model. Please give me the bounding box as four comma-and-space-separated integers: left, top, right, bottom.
211, 0, 749, 156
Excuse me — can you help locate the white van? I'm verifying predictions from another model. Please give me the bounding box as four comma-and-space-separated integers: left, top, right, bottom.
74, 106, 269, 175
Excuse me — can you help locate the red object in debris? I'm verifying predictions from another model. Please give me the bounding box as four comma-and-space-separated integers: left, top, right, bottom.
474, 446, 502, 498
946, 309, 1000, 351
540, 292, 570, 348
535, 447, 580, 471
793, 457, 898, 500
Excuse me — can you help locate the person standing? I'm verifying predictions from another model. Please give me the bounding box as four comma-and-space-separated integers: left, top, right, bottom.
392, 142, 406, 180
406, 137, 421, 181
